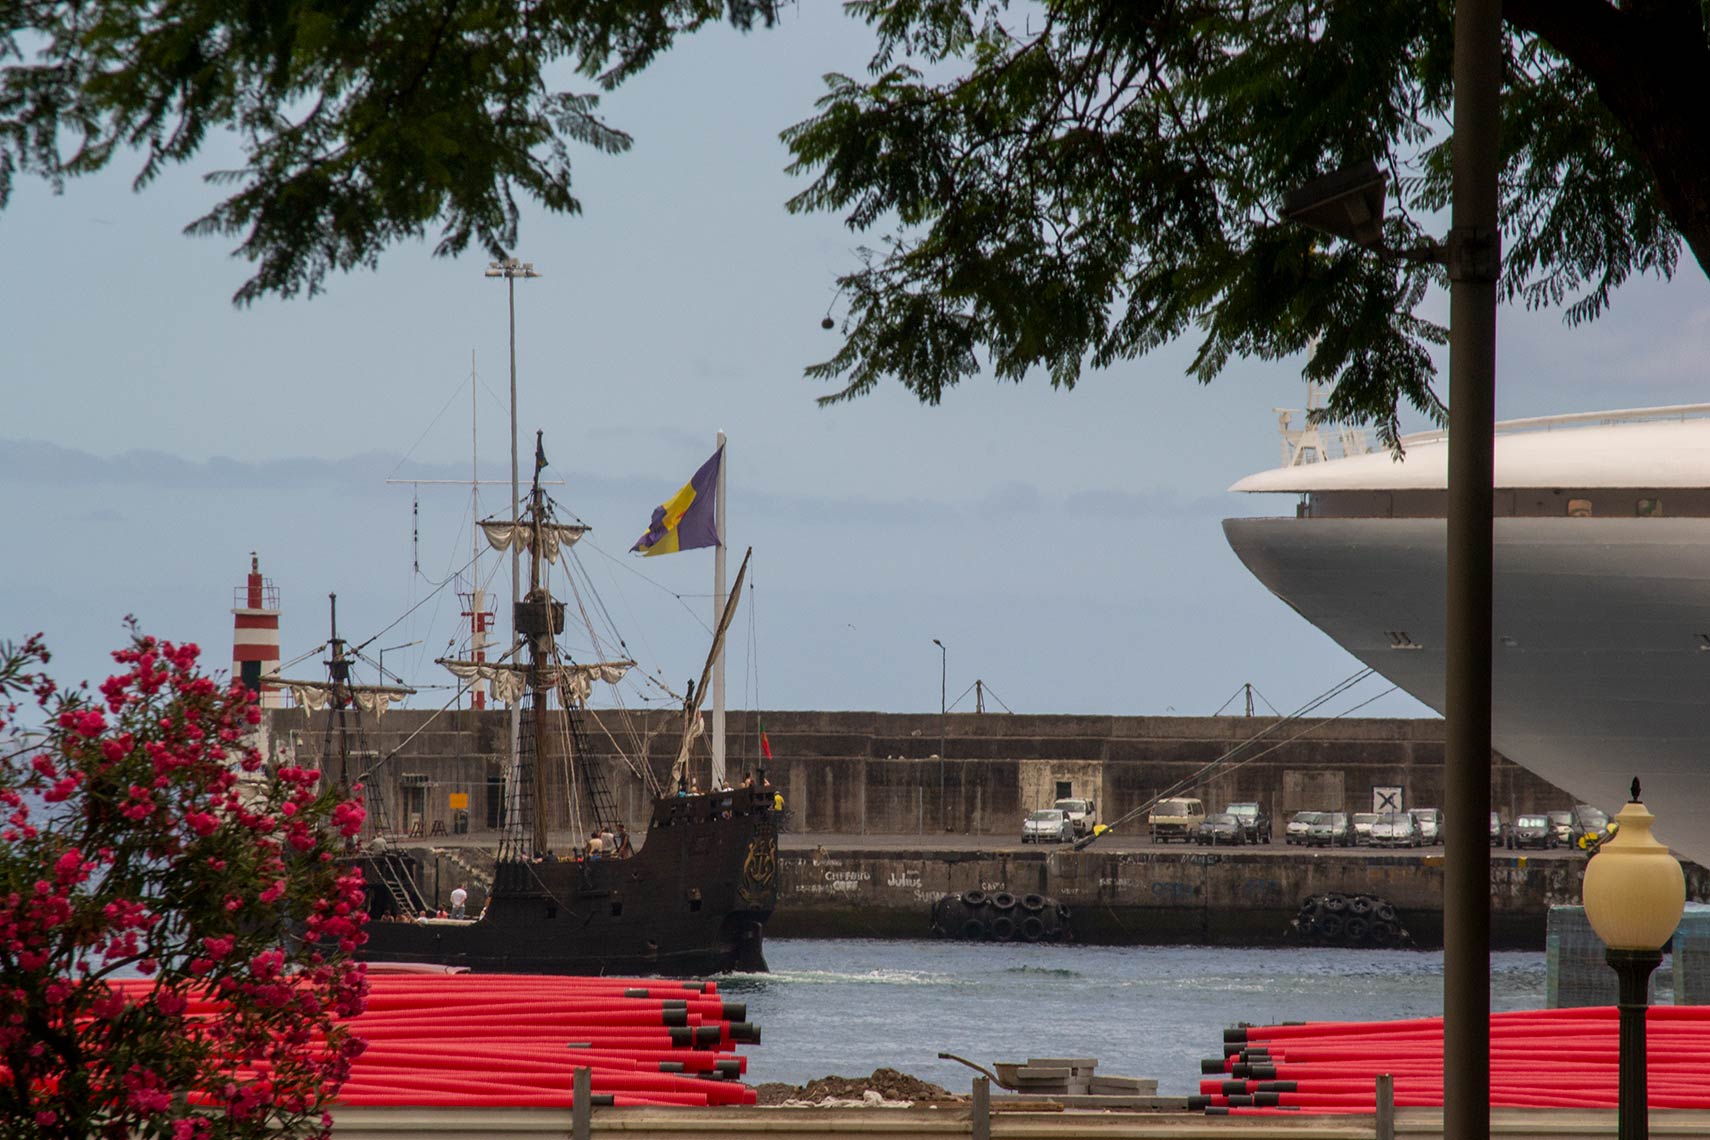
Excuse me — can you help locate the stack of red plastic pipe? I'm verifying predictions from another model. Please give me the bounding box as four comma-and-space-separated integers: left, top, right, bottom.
1196, 1006, 1710, 1114
104, 972, 761, 1109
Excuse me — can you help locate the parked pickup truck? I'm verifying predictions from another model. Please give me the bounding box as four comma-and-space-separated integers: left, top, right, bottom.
1148, 797, 1206, 844
1053, 797, 1098, 838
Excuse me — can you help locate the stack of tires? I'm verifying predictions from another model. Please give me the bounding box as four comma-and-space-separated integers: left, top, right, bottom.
930, 890, 1072, 943
1290, 892, 1411, 947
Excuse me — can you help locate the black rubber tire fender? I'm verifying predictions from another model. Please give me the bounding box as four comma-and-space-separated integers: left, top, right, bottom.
991, 891, 1017, 911
1375, 903, 1397, 923
961, 889, 987, 908
1316, 914, 1344, 940
1348, 895, 1374, 916
1020, 914, 1046, 942
1020, 893, 1046, 913
1322, 893, 1348, 913
1343, 917, 1369, 943
1369, 920, 1397, 946
959, 917, 987, 941
990, 915, 1017, 941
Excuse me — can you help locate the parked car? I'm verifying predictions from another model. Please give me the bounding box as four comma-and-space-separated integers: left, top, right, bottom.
1223, 802, 1272, 844
1489, 811, 1507, 847
1196, 813, 1247, 846
1570, 804, 1615, 853
1149, 797, 1207, 844
1547, 810, 1575, 846
1351, 812, 1381, 846
1510, 813, 1556, 849
1370, 811, 1421, 848
1053, 797, 1097, 838
1409, 808, 1443, 845
1022, 809, 1073, 844
1285, 811, 1326, 845
1307, 811, 1353, 847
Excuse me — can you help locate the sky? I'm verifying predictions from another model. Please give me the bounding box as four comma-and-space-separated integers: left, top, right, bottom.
3, 6, 1709, 722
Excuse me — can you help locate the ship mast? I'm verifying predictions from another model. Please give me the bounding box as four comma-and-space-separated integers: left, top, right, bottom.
522, 433, 554, 858
327, 594, 352, 787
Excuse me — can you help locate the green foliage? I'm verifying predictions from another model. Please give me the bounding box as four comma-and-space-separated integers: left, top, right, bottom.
0, 1, 780, 303
1417, 33, 1679, 327
784, 0, 1696, 440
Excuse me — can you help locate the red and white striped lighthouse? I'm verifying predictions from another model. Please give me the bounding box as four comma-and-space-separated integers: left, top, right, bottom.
231, 553, 282, 707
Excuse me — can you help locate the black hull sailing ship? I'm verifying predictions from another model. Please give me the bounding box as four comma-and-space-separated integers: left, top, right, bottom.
281, 435, 777, 976
355, 788, 776, 975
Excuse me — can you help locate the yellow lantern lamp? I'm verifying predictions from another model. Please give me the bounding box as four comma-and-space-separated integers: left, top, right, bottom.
1580, 778, 1685, 1140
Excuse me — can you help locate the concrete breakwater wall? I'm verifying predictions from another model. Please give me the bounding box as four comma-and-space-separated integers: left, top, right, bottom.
767, 845, 1710, 950
269, 708, 1577, 846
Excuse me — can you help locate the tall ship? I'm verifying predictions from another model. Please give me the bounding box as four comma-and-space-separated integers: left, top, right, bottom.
1224, 401, 1710, 867
270, 438, 779, 975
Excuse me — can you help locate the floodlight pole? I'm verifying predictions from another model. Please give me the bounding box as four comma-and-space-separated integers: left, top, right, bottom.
486, 255, 540, 848
1443, 0, 1502, 1136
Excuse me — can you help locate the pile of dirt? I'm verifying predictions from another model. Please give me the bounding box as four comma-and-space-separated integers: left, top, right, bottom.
754, 1068, 959, 1106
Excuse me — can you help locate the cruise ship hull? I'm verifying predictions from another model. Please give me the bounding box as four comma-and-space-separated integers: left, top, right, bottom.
1224, 516, 1710, 866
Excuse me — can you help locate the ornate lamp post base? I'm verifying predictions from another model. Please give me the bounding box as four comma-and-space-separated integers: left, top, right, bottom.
1608, 946, 1662, 1140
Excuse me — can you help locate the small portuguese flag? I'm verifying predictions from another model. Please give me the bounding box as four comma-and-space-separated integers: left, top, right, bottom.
759, 722, 774, 761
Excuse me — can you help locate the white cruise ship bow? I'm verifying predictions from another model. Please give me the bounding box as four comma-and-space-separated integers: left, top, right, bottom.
1225, 403, 1710, 866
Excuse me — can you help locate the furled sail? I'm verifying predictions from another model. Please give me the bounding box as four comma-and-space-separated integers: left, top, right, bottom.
437, 658, 633, 705
263, 676, 415, 717
479, 520, 588, 563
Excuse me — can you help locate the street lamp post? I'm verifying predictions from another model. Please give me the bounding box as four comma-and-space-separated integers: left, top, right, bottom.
932, 639, 946, 831
1582, 779, 1686, 1140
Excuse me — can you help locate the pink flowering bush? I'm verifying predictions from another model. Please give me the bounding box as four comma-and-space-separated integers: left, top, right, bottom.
0, 630, 368, 1139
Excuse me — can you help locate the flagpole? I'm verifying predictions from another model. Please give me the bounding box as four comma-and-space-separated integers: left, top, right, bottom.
712, 430, 728, 789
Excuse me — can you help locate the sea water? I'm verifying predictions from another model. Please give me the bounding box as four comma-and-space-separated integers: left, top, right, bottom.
722, 940, 1552, 1095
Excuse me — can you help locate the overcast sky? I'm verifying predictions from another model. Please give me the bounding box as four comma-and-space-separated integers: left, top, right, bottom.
4, 6, 1708, 723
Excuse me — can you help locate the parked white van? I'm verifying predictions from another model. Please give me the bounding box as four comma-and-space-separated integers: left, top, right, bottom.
1148, 797, 1207, 844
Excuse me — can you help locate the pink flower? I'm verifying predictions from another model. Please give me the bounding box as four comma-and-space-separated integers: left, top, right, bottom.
54, 849, 88, 886
331, 801, 366, 838
88, 989, 126, 1020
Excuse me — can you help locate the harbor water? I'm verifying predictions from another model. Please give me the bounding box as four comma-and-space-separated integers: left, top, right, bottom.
723, 939, 1571, 1095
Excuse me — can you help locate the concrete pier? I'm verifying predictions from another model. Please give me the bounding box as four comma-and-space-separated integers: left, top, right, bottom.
396, 830, 1710, 950
765, 835, 1695, 950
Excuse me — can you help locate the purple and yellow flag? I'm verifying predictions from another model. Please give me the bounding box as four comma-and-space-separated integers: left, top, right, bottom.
631, 447, 722, 557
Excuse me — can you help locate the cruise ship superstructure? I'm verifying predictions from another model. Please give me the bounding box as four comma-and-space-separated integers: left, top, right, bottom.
1224, 404, 1710, 866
